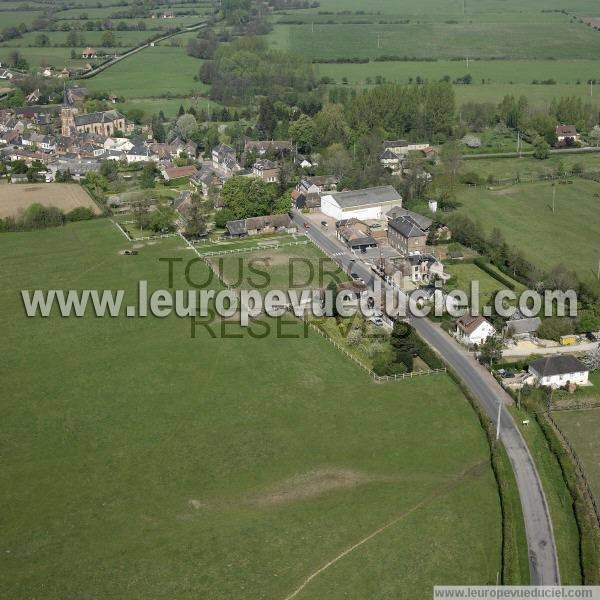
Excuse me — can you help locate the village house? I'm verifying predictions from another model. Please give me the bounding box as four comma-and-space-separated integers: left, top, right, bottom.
212, 143, 242, 176
321, 185, 402, 221
191, 163, 225, 196
160, 164, 198, 182
296, 175, 339, 195
244, 140, 293, 157
555, 125, 580, 144
394, 253, 447, 285
252, 159, 279, 183
379, 148, 403, 172
21, 132, 56, 153
291, 189, 321, 212
81, 47, 97, 59
456, 315, 496, 347
388, 216, 427, 255
386, 206, 433, 231
528, 355, 589, 388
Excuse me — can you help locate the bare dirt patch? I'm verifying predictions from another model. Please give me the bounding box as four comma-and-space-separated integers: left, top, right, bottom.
0, 183, 101, 218
489, 186, 517, 196
249, 468, 401, 508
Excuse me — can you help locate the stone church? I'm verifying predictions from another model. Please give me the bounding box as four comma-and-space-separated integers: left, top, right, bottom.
61, 87, 132, 137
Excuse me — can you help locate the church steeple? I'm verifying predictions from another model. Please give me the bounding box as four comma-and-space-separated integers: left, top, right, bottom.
60, 84, 75, 137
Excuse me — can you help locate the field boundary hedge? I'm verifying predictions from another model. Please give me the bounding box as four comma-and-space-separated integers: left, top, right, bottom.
473, 257, 517, 290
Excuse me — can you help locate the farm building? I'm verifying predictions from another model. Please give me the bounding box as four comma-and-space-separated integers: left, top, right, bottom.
528, 355, 589, 388
225, 214, 297, 237
321, 186, 402, 221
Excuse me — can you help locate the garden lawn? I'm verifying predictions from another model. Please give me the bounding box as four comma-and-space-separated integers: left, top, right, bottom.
0, 219, 502, 598
445, 262, 525, 311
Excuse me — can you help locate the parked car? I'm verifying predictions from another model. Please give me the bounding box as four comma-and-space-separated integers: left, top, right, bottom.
321, 221, 328, 228
350, 272, 360, 281
369, 316, 384, 327
303, 222, 310, 229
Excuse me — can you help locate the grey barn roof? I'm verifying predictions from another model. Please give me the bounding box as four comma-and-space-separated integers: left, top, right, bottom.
530, 355, 587, 377
507, 317, 541, 336
328, 185, 401, 209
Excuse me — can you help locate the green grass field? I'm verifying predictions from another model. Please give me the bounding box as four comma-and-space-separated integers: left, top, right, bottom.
463, 154, 600, 180
453, 178, 600, 277
85, 45, 207, 100
553, 407, 600, 502
445, 262, 526, 309
0, 219, 503, 598
268, 21, 600, 61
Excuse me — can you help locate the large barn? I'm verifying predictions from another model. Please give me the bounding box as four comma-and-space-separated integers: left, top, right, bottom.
320, 185, 402, 221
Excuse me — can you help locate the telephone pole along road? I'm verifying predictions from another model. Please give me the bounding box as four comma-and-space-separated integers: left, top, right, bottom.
291, 211, 560, 585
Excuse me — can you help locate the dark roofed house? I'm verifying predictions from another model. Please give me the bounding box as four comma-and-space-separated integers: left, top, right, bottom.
244, 140, 293, 156
386, 206, 433, 231
388, 216, 427, 255
528, 355, 589, 388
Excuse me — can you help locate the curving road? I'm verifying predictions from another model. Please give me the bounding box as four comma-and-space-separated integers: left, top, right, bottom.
292, 210, 560, 585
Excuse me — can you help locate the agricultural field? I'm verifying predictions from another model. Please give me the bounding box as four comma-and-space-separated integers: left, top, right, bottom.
553, 404, 600, 503
269, 0, 600, 108
85, 45, 208, 100
0, 219, 503, 598
462, 153, 600, 181
453, 178, 600, 277
268, 22, 600, 61
0, 183, 100, 218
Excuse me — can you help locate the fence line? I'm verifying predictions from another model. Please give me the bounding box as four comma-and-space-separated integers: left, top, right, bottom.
547, 411, 600, 527
304, 319, 446, 383
465, 169, 600, 188
196, 239, 309, 258
111, 219, 132, 241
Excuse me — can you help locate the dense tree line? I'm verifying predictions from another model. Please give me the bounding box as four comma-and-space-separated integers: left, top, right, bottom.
0, 203, 95, 232
199, 37, 316, 105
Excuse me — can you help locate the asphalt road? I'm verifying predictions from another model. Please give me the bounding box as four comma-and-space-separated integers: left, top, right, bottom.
292, 211, 560, 585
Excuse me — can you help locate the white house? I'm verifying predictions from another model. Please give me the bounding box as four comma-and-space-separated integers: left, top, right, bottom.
321, 185, 402, 221
456, 315, 496, 346
528, 355, 589, 388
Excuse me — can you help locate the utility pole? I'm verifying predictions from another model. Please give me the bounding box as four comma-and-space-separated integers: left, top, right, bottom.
496, 397, 502, 441
377, 32, 382, 49
552, 184, 556, 214
591, 80, 593, 97
466, 56, 469, 69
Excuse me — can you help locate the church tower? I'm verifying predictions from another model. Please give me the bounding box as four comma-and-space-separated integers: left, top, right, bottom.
60, 85, 76, 137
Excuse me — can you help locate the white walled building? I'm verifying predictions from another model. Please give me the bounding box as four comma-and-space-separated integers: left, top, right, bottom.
321, 185, 402, 221
528, 355, 589, 388
456, 315, 496, 346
